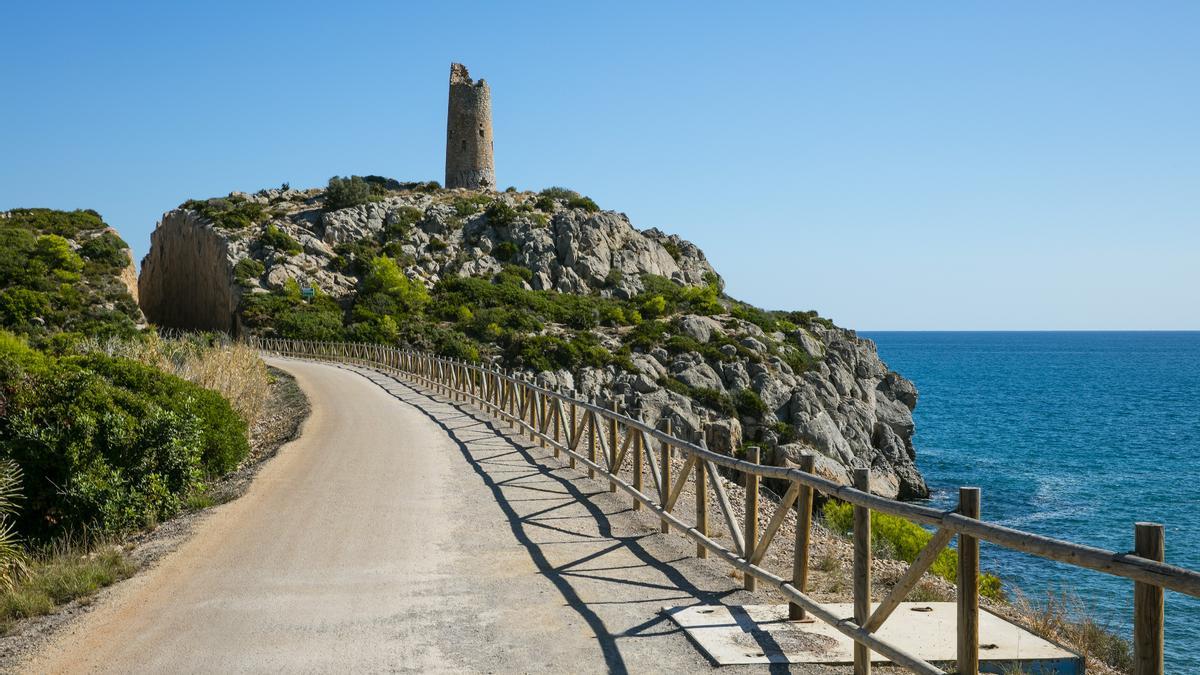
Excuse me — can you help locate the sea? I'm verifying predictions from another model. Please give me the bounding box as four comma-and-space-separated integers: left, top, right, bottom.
865, 331, 1200, 671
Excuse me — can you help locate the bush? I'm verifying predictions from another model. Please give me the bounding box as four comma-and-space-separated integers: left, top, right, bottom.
0, 333, 249, 538
181, 197, 266, 230
325, 176, 372, 210
259, 225, 302, 254
452, 194, 492, 217
362, 256, 429, 314
485, 200, 517, 227
566, 195, 600, 212
385, 206, 423, 240
492, 241, 519, 262
641, 295, 667, 318
234, 258, 265, 285
823, 500, 1003, 600
78, 232, 129, 268
733, 388, 768, 417
661, 240, 682, 262
538, 187, 580, 201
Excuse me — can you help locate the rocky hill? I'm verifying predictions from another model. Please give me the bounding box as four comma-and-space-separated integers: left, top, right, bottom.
0, 208, 143, 344
139, 178, 929, 499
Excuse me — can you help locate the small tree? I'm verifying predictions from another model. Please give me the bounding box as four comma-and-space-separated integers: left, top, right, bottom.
325, 176, 372, 211
363, 256, 429, 314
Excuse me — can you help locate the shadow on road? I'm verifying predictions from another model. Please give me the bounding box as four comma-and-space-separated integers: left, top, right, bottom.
345, 365, 743, 674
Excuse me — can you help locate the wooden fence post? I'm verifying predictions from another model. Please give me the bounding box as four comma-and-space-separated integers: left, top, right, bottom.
632, 412, 643, 510
744, 447, 760, 591
608, 401, 619, 492
1134, 522, 1165, 675
853, 467, 872, 675
587, 403, 597, 479
957, 487, 981, 675
568, 396, 577, 469
538, 388, 548, 448
660, 418, 672, 534
695, 435, 708, 559
790, 454, 816, 621
552, 386, 562, 458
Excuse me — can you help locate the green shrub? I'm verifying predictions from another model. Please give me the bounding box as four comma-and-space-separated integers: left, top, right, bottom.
0, 333, 249, 538
534, 196, 556, 212
662, 241, 682, 262
733, 388, 768, 417
485, 201, 518, 227
823, 500, 1003, 600
385, 206, 423, 240
566, 195, 600, 212
641, 295, 667, 319
494, 265, 532, 286
233, 259, 265, 285
771, 421, 798, 443
181, 197, 266, 230
325, 176, 372, 210
452, 194, 492, 217
259, 225, 302, 254
78, 232, 130, 268
427, 237, 448, 252
492, 241, 519, 261
362, 256, 429, 314
538, 187, 580, 201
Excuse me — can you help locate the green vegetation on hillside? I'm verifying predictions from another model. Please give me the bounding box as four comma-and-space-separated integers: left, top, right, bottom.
238, 257, 831, 406
0, 209, 269, 572
180, 194, 268, 230
0, 209, 141, 345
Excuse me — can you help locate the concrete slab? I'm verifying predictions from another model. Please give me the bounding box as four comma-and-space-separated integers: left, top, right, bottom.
665, 603, 1082, 673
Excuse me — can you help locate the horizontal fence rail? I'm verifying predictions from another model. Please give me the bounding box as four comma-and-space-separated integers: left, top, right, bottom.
252, 337, 1194, 675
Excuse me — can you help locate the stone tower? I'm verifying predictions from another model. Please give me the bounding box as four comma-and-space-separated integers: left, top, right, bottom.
445, 63, 495, 190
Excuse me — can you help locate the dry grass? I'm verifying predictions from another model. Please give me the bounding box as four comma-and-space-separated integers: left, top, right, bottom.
0, 538, 136, 634
78, 333, 270, 426
1007, 588, 1132, 673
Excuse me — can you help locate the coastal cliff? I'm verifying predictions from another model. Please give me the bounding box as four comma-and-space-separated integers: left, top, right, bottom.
138, 180, 929, 498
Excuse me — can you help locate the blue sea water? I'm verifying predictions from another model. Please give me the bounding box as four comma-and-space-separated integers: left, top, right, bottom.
865, 331, 1200, 671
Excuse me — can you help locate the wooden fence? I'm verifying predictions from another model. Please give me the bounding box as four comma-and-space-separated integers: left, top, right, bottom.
252, 337, 1196, 675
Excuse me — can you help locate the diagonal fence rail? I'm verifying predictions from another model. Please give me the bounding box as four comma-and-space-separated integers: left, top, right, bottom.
253, 337, 1195, 675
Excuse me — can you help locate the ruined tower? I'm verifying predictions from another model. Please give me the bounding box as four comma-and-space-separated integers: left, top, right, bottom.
445, 63, 495, 190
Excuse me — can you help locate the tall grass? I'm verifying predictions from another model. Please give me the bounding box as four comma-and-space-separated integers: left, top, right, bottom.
0, 536, 135, 633
77, 332, 270, 426
1011, 588, 1132, 672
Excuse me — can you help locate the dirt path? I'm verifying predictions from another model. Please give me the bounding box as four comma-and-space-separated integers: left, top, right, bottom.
22, 358, 834, 674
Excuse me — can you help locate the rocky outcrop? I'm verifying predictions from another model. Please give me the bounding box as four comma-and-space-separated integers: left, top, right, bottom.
139, 210, 241, 333
539, 320, 928, 499
137, 184, 929, 499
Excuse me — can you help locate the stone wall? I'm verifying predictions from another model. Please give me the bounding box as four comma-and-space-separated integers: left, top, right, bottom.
138, 210, 239, 333
445, 63, 495, 190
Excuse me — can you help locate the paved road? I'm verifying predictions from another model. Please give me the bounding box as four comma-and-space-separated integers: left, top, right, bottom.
25, 358, 777, 674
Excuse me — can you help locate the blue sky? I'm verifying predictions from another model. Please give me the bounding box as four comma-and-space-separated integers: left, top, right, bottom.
2, 2, 1197, 330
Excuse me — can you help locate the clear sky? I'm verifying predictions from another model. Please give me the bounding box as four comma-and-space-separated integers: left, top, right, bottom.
2, 2, 1197, 330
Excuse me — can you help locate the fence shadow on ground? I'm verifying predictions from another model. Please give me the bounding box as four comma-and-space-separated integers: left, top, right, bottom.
343, 364, 766, 674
